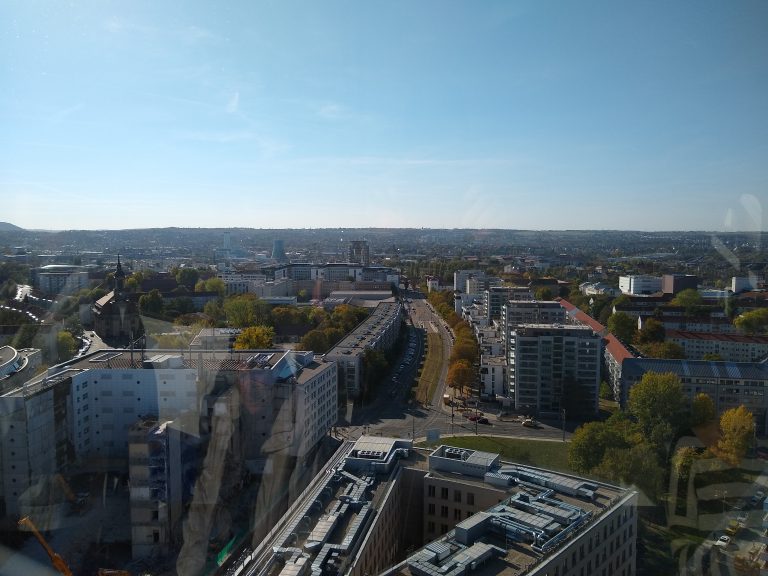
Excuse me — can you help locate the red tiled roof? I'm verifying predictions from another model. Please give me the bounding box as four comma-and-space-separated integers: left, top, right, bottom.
558, 298, 634, 363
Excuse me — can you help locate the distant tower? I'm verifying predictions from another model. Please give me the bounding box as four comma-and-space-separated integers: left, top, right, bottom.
114, 255, 126, 294
348, 240, 370, 266
272, 239, 287, 262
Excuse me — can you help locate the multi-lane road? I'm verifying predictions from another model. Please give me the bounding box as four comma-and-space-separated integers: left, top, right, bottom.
340, 291, 570, 443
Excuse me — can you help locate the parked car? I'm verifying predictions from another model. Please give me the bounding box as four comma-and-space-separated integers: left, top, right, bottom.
715, 535, 731, 548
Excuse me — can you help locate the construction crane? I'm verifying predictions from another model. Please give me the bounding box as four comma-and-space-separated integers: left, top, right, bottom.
17, 516, 73, 576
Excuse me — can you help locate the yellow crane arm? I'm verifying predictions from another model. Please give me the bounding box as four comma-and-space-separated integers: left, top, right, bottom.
17, 516, 73, 576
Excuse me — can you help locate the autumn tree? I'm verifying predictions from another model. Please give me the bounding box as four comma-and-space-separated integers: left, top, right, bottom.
447, 359, 474, 396
450, 341, 478, 365
234, 325, 275, 350
672, 446, 699, 481
691, 392, 716, 427
635, 341, 685, 359
716, 406, 755, 466
607, 312, 636, 343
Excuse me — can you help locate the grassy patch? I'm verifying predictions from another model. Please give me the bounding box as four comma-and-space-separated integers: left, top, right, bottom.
415, 332, 443, 404
418, 435, 573, 473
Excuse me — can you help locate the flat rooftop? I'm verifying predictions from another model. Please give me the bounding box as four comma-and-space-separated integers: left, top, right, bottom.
2, 348, 332, 397
237, 437, 415, 576
396, 447, 633, 576
0, 345, 17, 366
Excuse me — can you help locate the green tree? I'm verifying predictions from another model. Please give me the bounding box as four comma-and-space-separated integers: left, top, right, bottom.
568, 413, 639, 474
534, 287, 554, 300
607, 312, 636, 343
599, 381, 613, 401
734, 308, 768, 334
636, 318, 665, 344
298, 329, 330, 353
234, 325, 275, 349
203, 300, 226, 324
628, 371, 686, 448
12, 324, 39, 349
175, 267, 199, 290
716, 405, 755, 466
670, 288, 703, 315
56, 330, 77, 362
702, 353, 723, 361
223, 294, 259, 328
362, 348, 389, 399
691, 392, 717, 427
139, 289, 164, 316
195, 277, 226, 297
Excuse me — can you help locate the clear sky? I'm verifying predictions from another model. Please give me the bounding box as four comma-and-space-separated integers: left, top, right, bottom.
2, 1, 767, 231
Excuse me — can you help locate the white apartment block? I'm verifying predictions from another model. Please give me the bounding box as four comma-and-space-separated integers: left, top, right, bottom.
453, 270, 483, 292
484, 287, 533, 321
512, 324, 601, 416
0, 348, 337, 521
479, 356, 506, 398
666, 330, 768, 362
618, 275, 662, 295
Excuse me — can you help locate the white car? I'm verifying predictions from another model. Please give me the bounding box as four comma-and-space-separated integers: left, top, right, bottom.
715, 535, 731, 548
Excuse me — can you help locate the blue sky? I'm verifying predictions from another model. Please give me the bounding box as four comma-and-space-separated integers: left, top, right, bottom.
2, 1, 767, 231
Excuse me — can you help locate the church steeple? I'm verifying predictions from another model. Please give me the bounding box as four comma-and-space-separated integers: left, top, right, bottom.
114, 254, 126, 293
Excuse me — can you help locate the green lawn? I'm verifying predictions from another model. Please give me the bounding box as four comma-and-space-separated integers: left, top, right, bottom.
418, 435, 574, 473
415, 332, 444, 404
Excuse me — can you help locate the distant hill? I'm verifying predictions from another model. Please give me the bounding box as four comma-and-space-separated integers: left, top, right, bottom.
0, 222, 24, 232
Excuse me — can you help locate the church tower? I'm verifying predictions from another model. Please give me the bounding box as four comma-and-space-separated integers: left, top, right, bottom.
114, 255, 126, 294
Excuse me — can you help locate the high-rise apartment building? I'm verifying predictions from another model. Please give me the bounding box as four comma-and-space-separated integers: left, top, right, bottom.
512, 324, 601, 416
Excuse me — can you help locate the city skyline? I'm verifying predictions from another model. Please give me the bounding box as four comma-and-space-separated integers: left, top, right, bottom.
2, 1, 767, 231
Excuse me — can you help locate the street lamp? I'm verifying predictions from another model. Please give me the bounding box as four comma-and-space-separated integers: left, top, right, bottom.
561, 408, 566, 442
